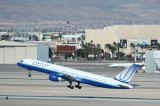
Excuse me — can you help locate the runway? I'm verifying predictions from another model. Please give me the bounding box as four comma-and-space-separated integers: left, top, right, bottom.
1, 95, 160, 102
0, 63, 160, 106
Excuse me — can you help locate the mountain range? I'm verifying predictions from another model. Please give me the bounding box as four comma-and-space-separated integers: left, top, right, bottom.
0, 0, 160, 25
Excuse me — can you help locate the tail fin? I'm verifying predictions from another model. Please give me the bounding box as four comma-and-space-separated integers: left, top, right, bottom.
155, 63, 159, 70
114, 64, 139, 84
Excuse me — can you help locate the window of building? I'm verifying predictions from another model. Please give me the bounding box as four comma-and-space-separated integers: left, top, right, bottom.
151, 40, 157, 48
140, 40, 148, 48
120, 39, 127, 48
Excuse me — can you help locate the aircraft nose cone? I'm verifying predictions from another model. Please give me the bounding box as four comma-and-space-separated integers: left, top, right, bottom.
17, 61, 21, 65
17, 61, 23, 67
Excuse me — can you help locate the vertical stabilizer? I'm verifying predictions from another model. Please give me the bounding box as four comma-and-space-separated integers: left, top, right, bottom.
114, 64, 139, 84
155, 63, 160, 70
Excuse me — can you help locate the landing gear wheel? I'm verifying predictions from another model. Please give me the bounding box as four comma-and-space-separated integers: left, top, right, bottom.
28, 74, 31, 77
68, 85, 74, 89
70, 86, 74, 89
75, 82, 82, 89
75, 85, 82, 89
68, 85, 71, 88
78, 86, 82, 89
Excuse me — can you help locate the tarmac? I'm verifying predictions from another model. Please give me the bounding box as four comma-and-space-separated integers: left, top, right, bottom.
0, 63, 160, 106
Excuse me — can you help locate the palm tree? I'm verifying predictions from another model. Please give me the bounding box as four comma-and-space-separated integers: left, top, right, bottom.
105, 44, 111, 50
42, 36, 46, 41
113, 42, 120, 59
110, 46, 117, 59
72, 38, 75, 42
32, 35, 38, 41
105, 43, 116, 59
104, 44, 110, 59
90, 40, 94, 59
96, 44, 101, 60
120, 42, 125, 53
156, 43, 160, 50
81, 41, 88, 59
82, 35, 85, 41
105, 43, 111, 55
147, 44, 151, 50
137, 43, 141, 54
130, 43, 135, 54
140, 44, 145, 53
77, 37, 81, 42
58, 33, 62, 40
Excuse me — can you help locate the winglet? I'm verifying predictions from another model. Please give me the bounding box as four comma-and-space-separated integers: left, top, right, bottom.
114, 64, 139, 84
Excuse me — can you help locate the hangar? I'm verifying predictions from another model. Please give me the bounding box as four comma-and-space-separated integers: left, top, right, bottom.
0, 41, 48, 64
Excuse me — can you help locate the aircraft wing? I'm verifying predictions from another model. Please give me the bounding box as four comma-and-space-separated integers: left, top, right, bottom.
61, 74, 80, 82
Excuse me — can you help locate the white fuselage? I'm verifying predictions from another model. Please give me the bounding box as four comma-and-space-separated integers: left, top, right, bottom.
109, 63, 144, 68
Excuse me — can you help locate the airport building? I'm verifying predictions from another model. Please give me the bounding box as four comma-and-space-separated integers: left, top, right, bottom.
86, 25, 160, 54
0, 41, 49, 64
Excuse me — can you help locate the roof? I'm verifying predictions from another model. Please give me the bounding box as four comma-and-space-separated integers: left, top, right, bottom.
0, 41, 37, 47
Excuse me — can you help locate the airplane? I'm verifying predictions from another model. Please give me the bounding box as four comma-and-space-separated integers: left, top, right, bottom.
109, 63, 135, 68
109, 62, 145, 70
17, 59, 139, 89
109, 62, 144, 68
155, 63, 160, 71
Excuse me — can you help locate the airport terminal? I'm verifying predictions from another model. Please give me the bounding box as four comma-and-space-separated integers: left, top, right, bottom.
86, 25, 160, 54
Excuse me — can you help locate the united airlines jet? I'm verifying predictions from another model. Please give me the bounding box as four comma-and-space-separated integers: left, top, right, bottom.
17, 59, 139, 89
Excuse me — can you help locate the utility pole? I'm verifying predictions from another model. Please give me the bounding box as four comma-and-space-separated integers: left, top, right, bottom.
38, 18, 40, 41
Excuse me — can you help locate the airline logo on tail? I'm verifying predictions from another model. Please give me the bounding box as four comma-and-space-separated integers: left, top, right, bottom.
114, 64, 139, 84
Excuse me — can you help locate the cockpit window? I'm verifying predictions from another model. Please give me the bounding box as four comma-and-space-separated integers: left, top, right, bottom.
21, 60, 23, 62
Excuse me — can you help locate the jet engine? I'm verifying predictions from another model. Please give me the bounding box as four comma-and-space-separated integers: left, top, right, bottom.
49, 74, 64, 82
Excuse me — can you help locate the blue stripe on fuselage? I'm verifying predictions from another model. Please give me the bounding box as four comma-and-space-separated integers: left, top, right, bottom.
17, 62, 127, 89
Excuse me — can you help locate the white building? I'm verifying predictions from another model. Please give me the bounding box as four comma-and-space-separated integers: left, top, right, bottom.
0, 41, 37, 64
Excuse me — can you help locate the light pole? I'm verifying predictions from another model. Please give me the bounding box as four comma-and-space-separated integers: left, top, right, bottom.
75, 39, 77, 61
135, 42, 137, 62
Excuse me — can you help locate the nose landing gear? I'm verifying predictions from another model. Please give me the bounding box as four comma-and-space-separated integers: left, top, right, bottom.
28, 70, 31, 77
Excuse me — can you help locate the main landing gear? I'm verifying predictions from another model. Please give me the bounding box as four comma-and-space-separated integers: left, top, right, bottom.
68, 80, 74, 89
75, 82, 82, 89
28, 70, 31, 77
67, 81, 82, 89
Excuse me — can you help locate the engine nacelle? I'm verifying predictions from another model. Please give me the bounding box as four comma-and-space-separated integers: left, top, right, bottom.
49, 74, 64, 82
